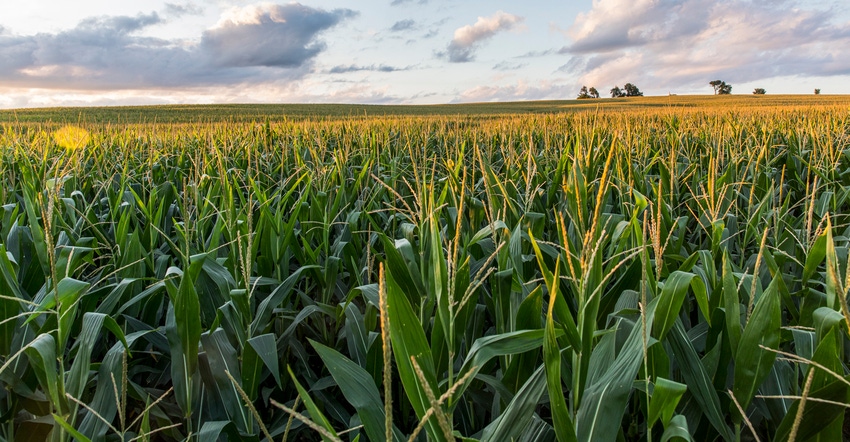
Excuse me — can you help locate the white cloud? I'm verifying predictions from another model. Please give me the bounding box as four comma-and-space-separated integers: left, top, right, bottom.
564, 0, 850, 91
445, 11, 524, 62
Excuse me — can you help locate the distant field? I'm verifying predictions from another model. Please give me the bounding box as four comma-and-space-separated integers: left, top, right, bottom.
1, 94, 849, 124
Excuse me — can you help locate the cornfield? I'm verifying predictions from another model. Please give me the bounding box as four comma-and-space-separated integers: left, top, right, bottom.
1, 105, 850, 441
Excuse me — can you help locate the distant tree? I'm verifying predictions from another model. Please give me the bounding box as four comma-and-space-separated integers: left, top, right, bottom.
815, 88, 821, 95
753, 88, 766, 95
623, 83, 643, 97
577, 86, 590, 99
610, 86, 625, 98
710, 80, 732, 95
709, 80, 723, 94
589, 87, 600, 99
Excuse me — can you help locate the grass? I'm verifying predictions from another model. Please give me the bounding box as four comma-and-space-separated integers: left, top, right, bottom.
0, 99, 849, 441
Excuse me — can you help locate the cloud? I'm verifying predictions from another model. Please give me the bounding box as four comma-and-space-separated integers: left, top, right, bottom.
0, 80, 407, 108
391, 19, 416, 32
493, 61, 526, 71
390, 0, 428, 6
0, 3, 356, 90
564, 0, 850, 91
453, 79, 572, 102
202, 4, 357, 68
164, 2, 203, 17
444, 11, 524, 62
328, 64, 410, 73
516, 49, 557, 58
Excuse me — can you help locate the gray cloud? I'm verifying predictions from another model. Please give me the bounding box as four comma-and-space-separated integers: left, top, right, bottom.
391, 19, 416, 32
202, 4, 356, 68
328, 64, 410, 74
391, 0, 428, 6
0, 3, 356, 90
444, 11, 523, 62
565, 0, 850, 91
422, 29, 439, 39
516, 49, 557, 58
164, 2, 203, 17
493, 61, 526, 71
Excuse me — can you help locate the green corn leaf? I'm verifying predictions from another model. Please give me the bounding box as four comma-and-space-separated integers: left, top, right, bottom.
732, 273, 781, 413
56, 277, 89, 350
21, 186, 49, 275
427, 212, 451, 359
529, 231, 580, 352
503, 286, 544, 391
380, 235, 423, 307
824, 217, 840, 310
246, 334, 281, 390
481, 365, 547, 442
576, 317, 646, 442
668, 323, 732, 440
654, 271, 702, 341
24, 334, 62, 407
250, 265, 316, 336
804, 327, 844, 440
453, 328, 554, 410
288, 366, 340, 442
469, 221, 510, 245
773, 376, 850, 442
648, 377, 688, 428
66, 312, 128, 401
0, 245, 22, 355
343, 302, 369, 367
802, 229, 827, 284
52, 414, 93, 442
385, 264, 446, 442
197, 420, 246, 441
722, 252, 741, 355
78, 331, 149, 439
169, 254, 206, 374
200, 329, 249, 432
660, 414, 693, 442
544, 279, 577, 442
813, 306, 845, 340
311, 340, 405, 442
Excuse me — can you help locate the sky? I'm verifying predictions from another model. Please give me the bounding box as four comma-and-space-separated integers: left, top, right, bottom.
1, 0, 849, 108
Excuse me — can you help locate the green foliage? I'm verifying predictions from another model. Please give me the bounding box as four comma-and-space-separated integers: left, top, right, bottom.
1, 104, 849, 441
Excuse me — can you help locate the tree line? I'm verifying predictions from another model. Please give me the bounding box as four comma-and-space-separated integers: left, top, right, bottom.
577, 83, 643, 99
577, 80, 823, 99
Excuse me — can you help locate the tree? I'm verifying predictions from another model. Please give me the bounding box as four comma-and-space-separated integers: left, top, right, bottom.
623, 83, 643, 97
709, 80, 723, 94
610, 86, 625, 98
815, 88, 821, 95
753, 88, 766, 95
589, 87, 599, 99
577, 86, 590, 99
710, 80, 732, 95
